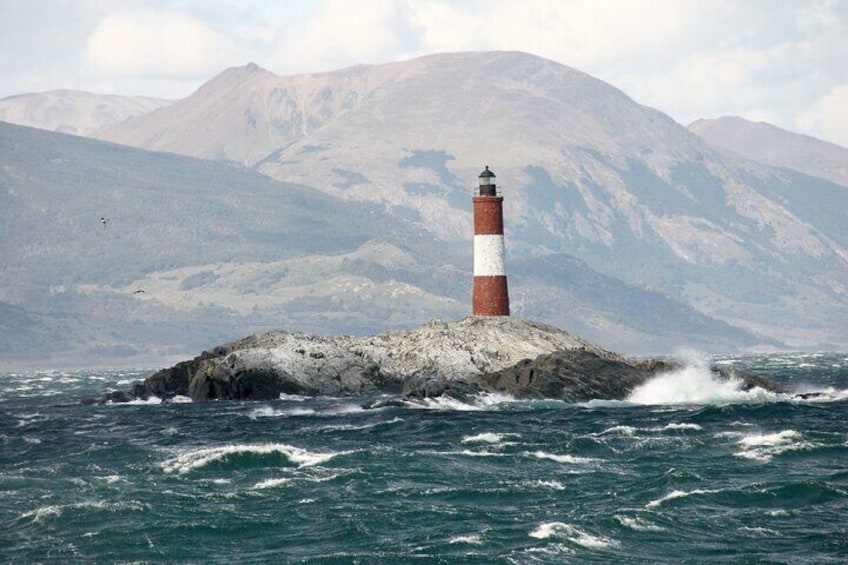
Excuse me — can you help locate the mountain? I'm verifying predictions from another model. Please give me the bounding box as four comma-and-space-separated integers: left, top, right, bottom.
689, 116, 848, 188
0, 90, 171, 137
2, 120, 760, 367
94, 51, 848, 351
0, 121, 446, 367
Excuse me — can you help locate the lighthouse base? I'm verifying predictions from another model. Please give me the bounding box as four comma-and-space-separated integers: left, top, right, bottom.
473, 276, 510, 316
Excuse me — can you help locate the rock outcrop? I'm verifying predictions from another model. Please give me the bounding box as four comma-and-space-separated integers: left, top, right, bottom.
112, 317, 779, 405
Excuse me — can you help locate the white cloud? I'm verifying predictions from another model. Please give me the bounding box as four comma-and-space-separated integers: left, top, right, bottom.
84, 8, 241, 77
2, 0, 847, 147
271, 0, 420, 73
796, 85, 848, 147
410, 0, 690, 70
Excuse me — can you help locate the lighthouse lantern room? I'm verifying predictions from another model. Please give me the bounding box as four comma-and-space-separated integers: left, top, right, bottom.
472, 166, 510, 316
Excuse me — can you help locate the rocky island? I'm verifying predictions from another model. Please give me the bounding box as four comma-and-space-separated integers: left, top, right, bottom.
104, 317, 779, 405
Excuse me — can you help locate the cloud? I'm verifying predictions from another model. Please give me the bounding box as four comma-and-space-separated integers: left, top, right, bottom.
3, 0, 846, 147
408, 0, 690, 70
271, 0, 421, 73
797, 85, 848, 147
84, 8, 242, 78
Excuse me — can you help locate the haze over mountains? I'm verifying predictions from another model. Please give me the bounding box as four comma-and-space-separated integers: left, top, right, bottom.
0, 90, 170, 137
2, 51, 846, 366
689, 116, 848, 188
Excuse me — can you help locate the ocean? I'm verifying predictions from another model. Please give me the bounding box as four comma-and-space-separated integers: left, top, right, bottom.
1, 353, 846, 563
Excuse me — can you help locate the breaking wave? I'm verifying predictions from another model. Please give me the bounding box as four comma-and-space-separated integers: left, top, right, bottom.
529, 522, 619, 549
160, 443, 346, 475
627, 357, 782, 405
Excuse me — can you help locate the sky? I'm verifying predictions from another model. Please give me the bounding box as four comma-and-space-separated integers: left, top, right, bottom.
1, 0, 847, 147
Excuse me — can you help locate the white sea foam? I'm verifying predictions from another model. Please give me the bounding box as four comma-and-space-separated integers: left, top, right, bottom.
735, 430, 810, 462
627, 357, 782, 405
529, 451, 598, 465
122, 396, 163, 405
21, 504, 63, 522
768, 509, 790, 517
462, 432, 520, 444
646, 488, 719, 509
415, 396, 487, 411
600, 425, 637, 436
412, 391, 515, 411
740, 526, 780, 536
458, 449, 508, 458
658, 423, 702, 431
253, 477, 292, 490
738, 430, 802, 447
523, 543, 576, 557
160, 443, 343, 474
248, 406, 317, 419
314, 416, 404, 432
526, 479, 566, 491
449, 534, 485, 545
21, 500, 148, 523
529, 522, 618, 549
614, 514, 665, 531
279, 393, 310, 402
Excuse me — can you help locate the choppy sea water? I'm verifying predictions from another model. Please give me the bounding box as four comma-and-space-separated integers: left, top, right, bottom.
1, 353, 846, 563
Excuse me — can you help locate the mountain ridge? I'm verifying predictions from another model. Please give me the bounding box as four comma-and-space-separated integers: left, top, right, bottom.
1, 120, 770, 367
689, 116, 848, 188
0, 89, 171, 136
3, 51, 846, 356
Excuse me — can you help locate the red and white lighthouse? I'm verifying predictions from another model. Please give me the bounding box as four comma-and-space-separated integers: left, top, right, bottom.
473, 166, 510, 316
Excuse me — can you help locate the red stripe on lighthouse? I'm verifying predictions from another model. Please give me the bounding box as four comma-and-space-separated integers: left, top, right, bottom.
472, 168, 509, 317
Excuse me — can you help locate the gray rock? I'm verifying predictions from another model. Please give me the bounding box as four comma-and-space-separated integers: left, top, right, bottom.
476, 349, 669, 402
113, 317, 782, 403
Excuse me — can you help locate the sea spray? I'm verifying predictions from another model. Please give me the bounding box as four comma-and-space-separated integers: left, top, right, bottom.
627, 354, 782, 405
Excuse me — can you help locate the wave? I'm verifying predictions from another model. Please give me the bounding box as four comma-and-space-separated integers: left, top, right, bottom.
21, 499, 149, 523
614, 514, 665, 532
626, 358, 783, 406
160, 443, 345, 475
461, 432, 520, 445
252, 477, 292, 490
448, 534, 485, 545
247, 402, 366, 420
734, 429, 812, 462
528, 451, 599, 465
599, 425, 638, 436
248, 406, 317, 419
529, 522, 618, 549
409, 391, 515, 411
656, 422, 702, 431
646, 488, 720, 509
312, 416, 405, 432
525, 479, 566, 491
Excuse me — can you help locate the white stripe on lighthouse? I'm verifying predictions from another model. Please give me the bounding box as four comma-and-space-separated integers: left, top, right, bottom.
473, 234, 506, 276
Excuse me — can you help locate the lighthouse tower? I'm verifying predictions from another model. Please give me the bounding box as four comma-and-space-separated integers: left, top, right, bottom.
472, 166, 510, 316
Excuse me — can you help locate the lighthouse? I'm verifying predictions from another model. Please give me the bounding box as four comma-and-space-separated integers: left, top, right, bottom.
472, 166, 510, 316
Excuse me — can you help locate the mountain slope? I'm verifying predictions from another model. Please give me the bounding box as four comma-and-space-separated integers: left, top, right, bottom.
2, 121, 764, 366
689, 116, 848, 188
0, 90, 171, 136
0, 121, 446, 365
96, 51, 848, 349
